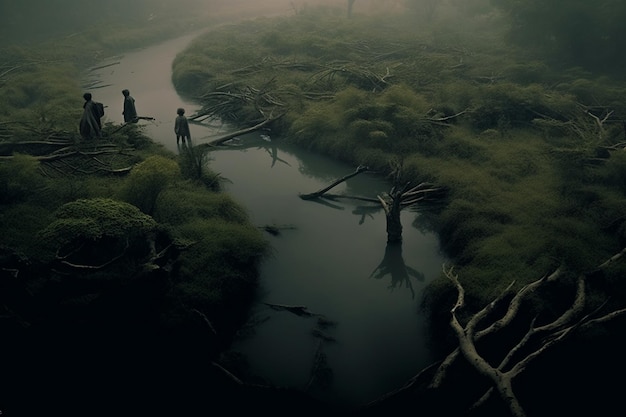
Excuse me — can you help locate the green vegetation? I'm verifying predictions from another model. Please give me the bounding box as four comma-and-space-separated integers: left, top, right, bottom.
3, 1, 626, 415
164, 6, 622, 414
492, 0, 626, 74
0, 87, 270, 330
0, 6, 275, 414
172, 6, 626, 316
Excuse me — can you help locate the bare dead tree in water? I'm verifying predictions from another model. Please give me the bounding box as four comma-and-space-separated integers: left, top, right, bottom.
299, 160, 444, 243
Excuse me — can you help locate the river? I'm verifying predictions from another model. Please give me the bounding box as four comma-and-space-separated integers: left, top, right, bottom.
84, 30, 447, 409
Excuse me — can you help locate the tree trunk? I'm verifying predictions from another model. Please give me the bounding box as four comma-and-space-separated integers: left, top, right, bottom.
385, 197, 403, 243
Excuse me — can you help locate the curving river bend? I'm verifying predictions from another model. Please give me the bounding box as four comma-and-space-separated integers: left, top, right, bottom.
85, 30, 447, 409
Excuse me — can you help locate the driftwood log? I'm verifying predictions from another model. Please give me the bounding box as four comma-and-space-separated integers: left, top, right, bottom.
362, 247, 626, 417
299, 165, 370, 200
201, 114, 285, 147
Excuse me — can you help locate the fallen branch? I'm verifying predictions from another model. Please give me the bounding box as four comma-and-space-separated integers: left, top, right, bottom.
299, 165, 370, 200
211, 362, 244, 385
429, 268, 561, 389
425, 108, 470, 125
258, 224, 297, 236
447, 266, 527, 417
58, 239, 129, 270
366, 247, 626, 416
263, 302, 321, 317
317, 194, 380, 204
35, 149, 125, 162
192, 308, 218, 336
202, 114, 284, 147
89, 61, 120, 71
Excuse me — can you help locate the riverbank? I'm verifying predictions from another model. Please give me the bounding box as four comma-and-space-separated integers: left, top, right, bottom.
168, 6, 626, 416
3, 4, 626, 416
171, 5, 626, 306
0, 8, 302, 417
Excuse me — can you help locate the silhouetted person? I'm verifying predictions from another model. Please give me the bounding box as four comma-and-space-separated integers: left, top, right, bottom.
79, 92, 103, 139
175, 108, 191, 145
122, 89, 138, 123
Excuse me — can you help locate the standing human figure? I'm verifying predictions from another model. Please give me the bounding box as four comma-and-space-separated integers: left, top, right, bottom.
174, 108, 191, 145
79, 92, 103, 139
122, 89, 138, 123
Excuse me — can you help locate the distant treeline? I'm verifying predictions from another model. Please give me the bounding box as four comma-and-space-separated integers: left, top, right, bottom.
492, 0, 626, 73
383, 0, 626, 75
3, 0, 625, 74
0, 0, 211, 42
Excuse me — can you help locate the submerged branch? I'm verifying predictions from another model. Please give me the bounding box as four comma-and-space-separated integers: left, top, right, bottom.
263, 303, 321, 317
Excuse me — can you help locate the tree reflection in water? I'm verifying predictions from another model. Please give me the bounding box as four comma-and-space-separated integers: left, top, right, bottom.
197, 132, 292, 168
369, 243, 425, 299
352, 204, 380, 225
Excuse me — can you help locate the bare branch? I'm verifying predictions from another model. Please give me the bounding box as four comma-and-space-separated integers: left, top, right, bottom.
299, 165, 370, 200
59, 239, 130, 270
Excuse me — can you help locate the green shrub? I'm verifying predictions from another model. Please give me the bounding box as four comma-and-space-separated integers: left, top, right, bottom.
174, 218, 269, 312
469, 83, 556, 130
39, 197, 157, 246
38, 197, 159, 267
118, 155, 180, 215
501, 61, 552, 84
0, 154, 46, 204
155, 186, 249, 226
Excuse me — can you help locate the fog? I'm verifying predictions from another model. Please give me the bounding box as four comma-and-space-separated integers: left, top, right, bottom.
0, 0, 408, 40
5, 0, 625, 74
0, 1, 289, 43
2, 0, 626, 415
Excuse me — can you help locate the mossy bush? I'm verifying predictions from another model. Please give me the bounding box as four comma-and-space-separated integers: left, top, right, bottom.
155, 185, 249, 227
468, 83, 558, 130
40, 197, 157, 245
288, 84, 445, 160
118, 155, 181, 215
173, 217, 269, 316
38, 197, 159, 267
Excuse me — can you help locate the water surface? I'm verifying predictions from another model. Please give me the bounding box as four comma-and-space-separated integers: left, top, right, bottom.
85, 31, 447, 409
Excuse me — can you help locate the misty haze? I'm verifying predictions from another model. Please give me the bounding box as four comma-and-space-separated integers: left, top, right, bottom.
1, 1, 626, 417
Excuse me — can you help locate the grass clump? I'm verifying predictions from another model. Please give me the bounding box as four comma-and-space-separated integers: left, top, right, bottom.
172, 7, 626, 311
